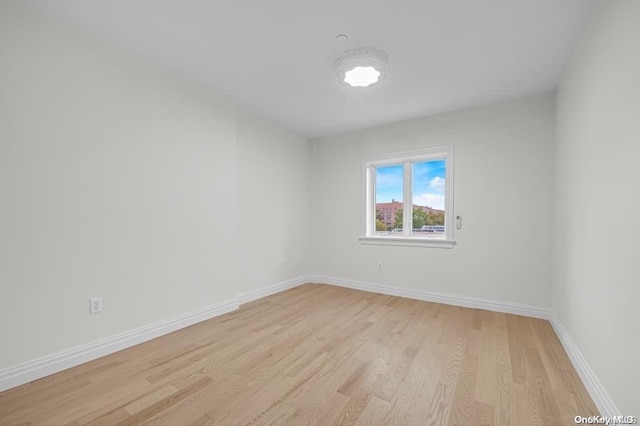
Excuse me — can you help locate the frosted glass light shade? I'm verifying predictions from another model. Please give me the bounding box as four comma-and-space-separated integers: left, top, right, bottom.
336, 47, 389, 88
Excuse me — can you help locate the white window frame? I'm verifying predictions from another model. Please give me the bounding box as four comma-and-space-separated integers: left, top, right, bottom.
360, 145, 455, 248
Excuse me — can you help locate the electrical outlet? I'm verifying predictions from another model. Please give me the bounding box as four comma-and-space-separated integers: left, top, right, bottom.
377, 261, 383, 271
90, 297, 102, 314
279, 259, 285, 268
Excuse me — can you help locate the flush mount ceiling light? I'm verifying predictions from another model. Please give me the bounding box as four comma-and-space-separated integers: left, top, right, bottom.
335, 47, 389, 88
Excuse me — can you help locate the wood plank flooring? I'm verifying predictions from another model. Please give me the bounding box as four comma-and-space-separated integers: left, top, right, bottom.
0, 284, 599, 425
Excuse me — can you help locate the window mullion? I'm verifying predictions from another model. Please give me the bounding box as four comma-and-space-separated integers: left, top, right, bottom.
403, 161, 411, 236
368, 166, 375, 236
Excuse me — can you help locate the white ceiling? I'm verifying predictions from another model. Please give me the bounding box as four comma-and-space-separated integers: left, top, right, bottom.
25, 0, 596, 139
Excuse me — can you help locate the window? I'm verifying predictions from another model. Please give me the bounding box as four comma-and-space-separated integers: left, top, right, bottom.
361, 145, 455, 248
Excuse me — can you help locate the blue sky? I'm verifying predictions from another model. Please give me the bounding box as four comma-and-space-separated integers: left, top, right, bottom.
376, 160, 446, 210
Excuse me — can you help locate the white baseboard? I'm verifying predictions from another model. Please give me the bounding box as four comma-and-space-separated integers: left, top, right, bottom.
0, 275, 317, 393
0, 297, 239, 393
314, 275, 617, 416
235, 274, 314, 306
2, 274, 617, 417
549, 312, 619, 416
314, 274, 551, 319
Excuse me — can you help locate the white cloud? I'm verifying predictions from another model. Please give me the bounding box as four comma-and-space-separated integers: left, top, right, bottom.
412, 192, 445, 210
429, 176, 445, 193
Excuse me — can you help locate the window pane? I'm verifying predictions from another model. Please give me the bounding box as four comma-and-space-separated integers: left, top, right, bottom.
411, 160, 446, 237
375, 164, 403, 234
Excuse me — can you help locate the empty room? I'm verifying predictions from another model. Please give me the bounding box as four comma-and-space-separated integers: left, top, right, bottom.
0, 0, 638, 424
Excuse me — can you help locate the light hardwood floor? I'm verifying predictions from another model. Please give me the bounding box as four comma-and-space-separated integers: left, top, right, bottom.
0, 284, 598, 425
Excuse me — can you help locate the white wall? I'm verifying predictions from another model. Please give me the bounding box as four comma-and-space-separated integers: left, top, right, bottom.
554, 0, 640, 413
316, 94, 556, 307
0, 2, 310, 372
235, 110, 311, 293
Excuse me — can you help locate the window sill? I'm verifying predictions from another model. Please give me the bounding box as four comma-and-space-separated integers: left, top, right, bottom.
359, 236, 456, 249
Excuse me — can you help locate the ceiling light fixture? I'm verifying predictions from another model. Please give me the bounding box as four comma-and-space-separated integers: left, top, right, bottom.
335, 47, 389, 88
